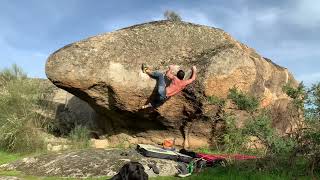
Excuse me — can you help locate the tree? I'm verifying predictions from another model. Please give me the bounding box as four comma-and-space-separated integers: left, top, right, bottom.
164, 10, 182, 21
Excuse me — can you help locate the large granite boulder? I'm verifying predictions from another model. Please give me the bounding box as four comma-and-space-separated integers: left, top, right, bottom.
0, 149, 180, 177
46, 20, 298, 148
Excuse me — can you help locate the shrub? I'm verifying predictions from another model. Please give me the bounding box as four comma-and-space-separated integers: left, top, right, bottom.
282, 82, 305, 109
222, 115, 247, 153
0, 76, 47, 152
164, 10, 182, 21
243, 112, 296, 156
291, 82, 320, 175
208, 95, 226, 108
228, 87, 259, 112
306, 83, 320, 120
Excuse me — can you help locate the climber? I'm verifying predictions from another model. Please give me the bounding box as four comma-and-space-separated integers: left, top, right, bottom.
141, 64, 197, 109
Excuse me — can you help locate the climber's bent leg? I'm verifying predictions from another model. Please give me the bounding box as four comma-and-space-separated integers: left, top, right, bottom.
142, 71, 167, 109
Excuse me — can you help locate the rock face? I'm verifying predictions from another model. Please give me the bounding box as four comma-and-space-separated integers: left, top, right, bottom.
0, 149, 180, 177
39, 79, 101, 136
46, 20, 298, 148
50, 84, 100, 135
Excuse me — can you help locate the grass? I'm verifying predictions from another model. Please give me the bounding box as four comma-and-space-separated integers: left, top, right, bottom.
151, 167, 315, 180
0, 170, 108, 180
199, 167, 314, 180
0, 151, 25, 165
68, 125, 91, 149
0, 77, 48, 153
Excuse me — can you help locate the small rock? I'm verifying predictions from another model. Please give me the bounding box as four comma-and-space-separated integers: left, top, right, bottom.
91, 139, 109, 149
22, 157, 37, 164
47, 143, 53, 151
51, 145, 62, 152
62, 145, 70, 150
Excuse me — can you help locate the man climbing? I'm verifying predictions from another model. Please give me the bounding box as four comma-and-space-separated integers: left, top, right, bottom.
141, 64, 197, 109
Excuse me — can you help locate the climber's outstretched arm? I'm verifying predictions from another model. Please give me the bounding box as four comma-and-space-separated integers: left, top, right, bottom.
183, 66, 197, 85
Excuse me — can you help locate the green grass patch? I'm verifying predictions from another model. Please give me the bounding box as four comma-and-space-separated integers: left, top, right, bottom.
0, 151, 25, 165
0, 170, 109, 180
194, 167, 313, 180
151, 166, 315, 180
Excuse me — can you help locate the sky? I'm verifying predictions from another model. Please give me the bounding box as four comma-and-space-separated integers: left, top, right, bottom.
0, 0, 319, 85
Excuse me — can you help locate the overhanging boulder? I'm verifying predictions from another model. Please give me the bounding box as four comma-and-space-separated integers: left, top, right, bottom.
46, 20, 298, 148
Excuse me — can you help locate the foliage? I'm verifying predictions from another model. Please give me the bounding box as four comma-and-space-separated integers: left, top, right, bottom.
0, 64, 92, 153
218, 111, 296, 156
228, 87, 259, 112
221, 115, 247, 153
0, 151, 25, 165
164, 10, 182, 21
207, 95, 226, 108
243, 112, 296, 155
305, 83, 320, 120
281, 82, 320, 175
282, 82, 305, 109
0, 65, 48, 153
68, 125, 91, 149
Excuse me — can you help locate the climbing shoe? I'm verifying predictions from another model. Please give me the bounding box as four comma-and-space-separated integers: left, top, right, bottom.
176, 163, 191, 177
141, 63, 149, 73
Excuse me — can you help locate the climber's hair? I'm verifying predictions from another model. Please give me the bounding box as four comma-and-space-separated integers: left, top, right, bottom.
177, 70, 185, 80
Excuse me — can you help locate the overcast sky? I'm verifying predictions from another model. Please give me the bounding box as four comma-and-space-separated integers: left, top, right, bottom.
0, 0, 319, 85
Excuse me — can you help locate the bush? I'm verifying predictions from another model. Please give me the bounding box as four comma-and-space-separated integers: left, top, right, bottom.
243, 112, 296, 155
0, 65, 48, 153
219, 111, 295, 155
289, 82, 320, 175
221, 115, 247, 153
210, 83, 320, 176
208, 95, 226, 108
164, 10, 182, 21
282, 82, 305, 109
228, 87, 259, 112
68, 125, 91, 149
306, 83, 320, 121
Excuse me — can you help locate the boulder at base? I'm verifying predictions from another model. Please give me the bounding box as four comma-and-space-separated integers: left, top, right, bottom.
0, 149, 179, 177
46, 20, 298, 148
